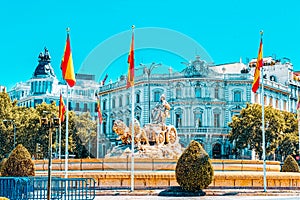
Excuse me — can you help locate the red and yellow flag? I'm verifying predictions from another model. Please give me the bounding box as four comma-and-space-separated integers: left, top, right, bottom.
61, 33, 76, 87
126, 30, 134, 89
252, 38, 263, 93
297, 97, 300, 121
59, 93, 66, 122
96, 95, 103, 124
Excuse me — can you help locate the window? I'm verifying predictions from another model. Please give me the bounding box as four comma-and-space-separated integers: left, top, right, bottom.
269, 97, 273, 106
233, 91, 241, 102
176, 87, 182, 98
194, 113, 202, 128
214, 87, 219, 99
283, 100, 287, 110
214, 113, 220, 127
68, 102, 72, 110
112, 98, 116, 108
275, 99, 279, 108
103, 100, 106, 110
154, 91, 161, 102
119, 96, 123, 107
83, 103, 88, 112
136, 93, 140, 103
175, 114, 182, 128
195, 87, 201, 98
75, 103, 80, 111
255, 93, 259, 103
126, 94, 130, 105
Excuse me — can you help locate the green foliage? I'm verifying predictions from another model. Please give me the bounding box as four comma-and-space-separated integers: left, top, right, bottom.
228, 103, 292, 159
175, 140, 214, 192
0, 92, 104, 160
1, 144, 35, 176
281, 155, 300, 172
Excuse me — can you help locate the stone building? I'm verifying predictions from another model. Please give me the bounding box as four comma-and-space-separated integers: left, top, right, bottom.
98, 55, 300, 158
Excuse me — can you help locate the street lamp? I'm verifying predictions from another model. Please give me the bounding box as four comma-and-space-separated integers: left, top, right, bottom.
3, 119, 16, 149
139, 62, 162, 123
41, 114, 59, 200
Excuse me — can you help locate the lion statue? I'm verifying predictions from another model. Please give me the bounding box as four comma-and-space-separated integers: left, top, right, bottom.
130, 119, 149, 146
113, 119, 149, 146
112, 120, 130, 144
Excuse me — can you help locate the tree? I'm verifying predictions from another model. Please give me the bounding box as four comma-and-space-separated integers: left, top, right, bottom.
1, 144, 35, 176
72, 112, 97, 158
176, 140, 214, 192
228, 103, 285, 159
0, 92, 14, 160
281, 155, 300, 172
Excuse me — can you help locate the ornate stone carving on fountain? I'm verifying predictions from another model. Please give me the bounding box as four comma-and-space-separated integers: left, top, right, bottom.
107, 94, 183, 159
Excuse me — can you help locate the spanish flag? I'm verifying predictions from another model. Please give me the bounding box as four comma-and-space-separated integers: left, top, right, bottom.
59, 93, 66, 122
61, 32, 76, 87
126, 30, 134, 89
252, 37, 263, 93
96, 95, 103, 124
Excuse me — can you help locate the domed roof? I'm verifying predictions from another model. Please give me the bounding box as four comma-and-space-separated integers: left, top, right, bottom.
32, 47, 56, 78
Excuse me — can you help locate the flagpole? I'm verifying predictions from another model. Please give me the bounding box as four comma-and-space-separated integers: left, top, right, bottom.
130, 85, 135, 192
96, 111, 99, 159
130, 25, 135, 192
65, 84, 69, 178
259, 30, 267, 192
59, 122, 62, 159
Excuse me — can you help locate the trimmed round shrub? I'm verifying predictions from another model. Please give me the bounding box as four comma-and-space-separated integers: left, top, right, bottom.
281, 155, 299, 172
175, 140, 214, 192
1, 144, 35, 176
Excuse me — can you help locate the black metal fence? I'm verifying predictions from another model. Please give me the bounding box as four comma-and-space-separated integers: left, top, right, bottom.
0, 177, 95, 200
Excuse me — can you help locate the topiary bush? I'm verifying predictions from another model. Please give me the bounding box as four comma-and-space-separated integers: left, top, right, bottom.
1, 144, 35, 176
175, 140, 214, 192
281, 155, 299, 172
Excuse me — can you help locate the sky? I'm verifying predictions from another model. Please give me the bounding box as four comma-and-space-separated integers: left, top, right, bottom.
0, 0, 299, 90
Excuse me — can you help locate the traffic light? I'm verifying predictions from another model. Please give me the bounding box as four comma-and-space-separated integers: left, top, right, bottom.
41, 118, 48, 128
53, 118, 60, 128
36, 143, 41, 153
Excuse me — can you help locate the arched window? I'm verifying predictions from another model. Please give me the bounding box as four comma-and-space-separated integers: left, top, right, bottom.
136, 93, 140, 103
195, 87, 201, 98
154, 91, 161, 102
175, 108, 183, 128
176, 87, 182, 99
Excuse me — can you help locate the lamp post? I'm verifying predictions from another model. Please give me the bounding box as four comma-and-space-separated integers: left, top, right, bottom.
41, 114, 59, 200
139, 62, 162, 123
3, 119, 16, 149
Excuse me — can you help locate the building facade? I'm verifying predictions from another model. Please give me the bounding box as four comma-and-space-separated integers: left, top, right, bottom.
98, 55, 300, 158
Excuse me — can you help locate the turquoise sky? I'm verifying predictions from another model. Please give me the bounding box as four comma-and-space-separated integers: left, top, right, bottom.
1, 0, 299, 90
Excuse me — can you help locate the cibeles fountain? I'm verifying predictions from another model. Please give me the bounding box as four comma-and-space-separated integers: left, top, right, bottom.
106, 94, 184, 159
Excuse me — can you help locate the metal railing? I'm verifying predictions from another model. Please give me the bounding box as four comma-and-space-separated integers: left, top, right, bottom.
0, 177, 95, 200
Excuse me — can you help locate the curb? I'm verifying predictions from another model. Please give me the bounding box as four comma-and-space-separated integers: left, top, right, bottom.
95, 189, 300, 196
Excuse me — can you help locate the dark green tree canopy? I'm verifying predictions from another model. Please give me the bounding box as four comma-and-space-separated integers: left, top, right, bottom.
229, 103, 298, 159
